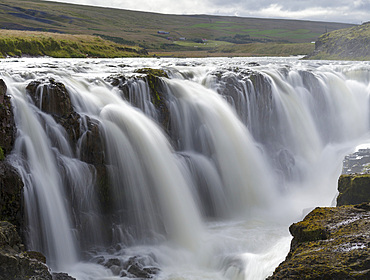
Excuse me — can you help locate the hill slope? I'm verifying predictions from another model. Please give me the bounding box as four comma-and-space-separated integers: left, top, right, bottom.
305, 22, 370, 61
0, 29, 148, 58
0, 0, 355, 53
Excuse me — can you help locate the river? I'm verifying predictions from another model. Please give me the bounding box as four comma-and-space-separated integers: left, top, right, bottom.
1, 57, 369, 280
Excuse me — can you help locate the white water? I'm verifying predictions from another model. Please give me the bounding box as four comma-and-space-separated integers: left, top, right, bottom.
1, 57, 369, 280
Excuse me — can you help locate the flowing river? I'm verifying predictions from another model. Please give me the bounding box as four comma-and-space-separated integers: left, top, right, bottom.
1, 57, 369, 280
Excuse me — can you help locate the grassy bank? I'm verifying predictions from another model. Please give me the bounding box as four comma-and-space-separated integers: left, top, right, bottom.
0, 30, 148, 58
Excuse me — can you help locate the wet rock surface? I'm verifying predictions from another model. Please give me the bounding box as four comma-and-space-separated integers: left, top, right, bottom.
0, 161, 24, 232
0, 221, 53, 280
92, 254, 160, 279
0, 79, 16, 156
268, 203, 370, 279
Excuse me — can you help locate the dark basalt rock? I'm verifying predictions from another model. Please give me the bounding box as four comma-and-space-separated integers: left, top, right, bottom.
107, 69, 172, 135
26, 79, 81, 145
0, 79, 16, 156
268, 203, 370, 280
52, 272, 76, 280
0, 221, 52, 280
0, 161, 24, 233
123, 256, 160, 279
79, 117, 105, 165
26, 79, 73, 117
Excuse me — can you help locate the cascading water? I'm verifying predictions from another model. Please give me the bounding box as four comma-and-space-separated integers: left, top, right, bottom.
1, 57, 369, 280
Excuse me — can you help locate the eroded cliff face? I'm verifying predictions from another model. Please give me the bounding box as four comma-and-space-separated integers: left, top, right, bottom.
305, 22, 370, 61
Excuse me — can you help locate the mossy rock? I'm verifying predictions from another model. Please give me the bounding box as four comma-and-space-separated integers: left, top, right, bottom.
268, 203, 370, 280
0, 221, 52, 280
337, 174, 370, 206
135, 68, 169, 78
135, 68, 171, 134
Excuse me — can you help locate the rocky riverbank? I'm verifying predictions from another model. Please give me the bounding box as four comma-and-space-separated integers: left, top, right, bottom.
268, 170, 370, 279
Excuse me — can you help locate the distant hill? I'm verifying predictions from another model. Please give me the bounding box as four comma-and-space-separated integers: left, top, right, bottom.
0, 0, 355, 55
305, 22, 370, 60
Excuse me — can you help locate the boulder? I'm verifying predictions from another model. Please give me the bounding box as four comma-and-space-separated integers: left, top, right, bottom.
26, 79, 81, 144
337, 174, 370, 206
26, 79, 74, 117
0, 221, 52, 280
267, 203, 370, 279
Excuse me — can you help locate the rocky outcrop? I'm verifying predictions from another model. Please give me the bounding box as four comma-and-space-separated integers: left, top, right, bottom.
0, 79, 24, 233
107, 68, 171, 134
26, 79, 81, 144
0, 221, 53, 280
305, 22, 370, 61
0, 79, 16, 157
0, 161, 24, 232
337, 174, 370, 206
268, 203, 370, 280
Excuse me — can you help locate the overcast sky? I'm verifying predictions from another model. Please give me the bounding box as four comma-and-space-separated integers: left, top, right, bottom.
44, 0, 369, 24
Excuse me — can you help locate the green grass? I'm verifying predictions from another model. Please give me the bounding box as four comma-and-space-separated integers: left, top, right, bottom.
0, 30, 148, 58
174, 40, 232, 49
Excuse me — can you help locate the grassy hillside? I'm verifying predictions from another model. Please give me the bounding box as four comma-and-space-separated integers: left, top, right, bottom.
0, 30, 148, 58
0, 0, 355, 56
306, 22, 370, 61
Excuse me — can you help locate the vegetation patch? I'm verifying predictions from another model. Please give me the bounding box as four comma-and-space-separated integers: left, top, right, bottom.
305, 22, 370, 61
0, 30, 148, 58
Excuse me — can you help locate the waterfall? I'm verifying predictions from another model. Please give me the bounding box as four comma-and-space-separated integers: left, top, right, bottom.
1, 57, 369, 280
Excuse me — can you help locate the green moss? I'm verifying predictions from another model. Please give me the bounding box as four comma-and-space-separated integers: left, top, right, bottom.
0, 146, 4, 161
337, 174, 370, 206
135, 68, 169, 78
134, 68, 171, 132
0, 31, 149, 58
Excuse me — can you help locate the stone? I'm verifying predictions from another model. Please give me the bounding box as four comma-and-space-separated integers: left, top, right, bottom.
26, 79, 74, 117
0, 161, 24, 231
337, 174, 370, 206
0, 79, 16, 156
52, 272, 76, 280
0, 221, 52, 280
26, 79, 81, 145
267, 203, 370, 279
